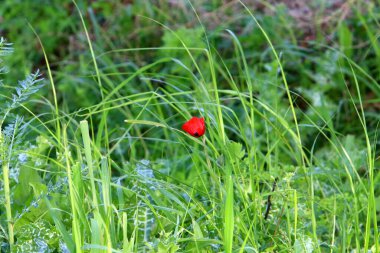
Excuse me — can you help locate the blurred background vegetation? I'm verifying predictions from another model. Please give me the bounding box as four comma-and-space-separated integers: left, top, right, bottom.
2, 0, 379, 136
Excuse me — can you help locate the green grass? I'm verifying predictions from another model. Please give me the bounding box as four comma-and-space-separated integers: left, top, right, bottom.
0, 0, 380, 252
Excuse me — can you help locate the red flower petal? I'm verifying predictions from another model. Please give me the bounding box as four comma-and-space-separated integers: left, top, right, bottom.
182, 117, 205, 137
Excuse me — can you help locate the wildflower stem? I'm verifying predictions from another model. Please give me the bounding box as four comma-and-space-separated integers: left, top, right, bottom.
0, 126, 13, 247
202, 136, 211, 169
2, 159, 14, 247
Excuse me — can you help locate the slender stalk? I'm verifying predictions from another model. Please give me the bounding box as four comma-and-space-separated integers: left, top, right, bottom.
0, 128, 13, 248
63, 125, 82, 252
28, 23, 61, 144
3, 162, 14, 247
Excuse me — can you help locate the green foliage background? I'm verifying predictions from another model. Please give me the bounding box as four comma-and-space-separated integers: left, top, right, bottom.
0, 0, 380, 252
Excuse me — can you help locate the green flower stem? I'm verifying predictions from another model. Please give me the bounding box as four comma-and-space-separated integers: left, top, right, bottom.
3, 163, 14, 247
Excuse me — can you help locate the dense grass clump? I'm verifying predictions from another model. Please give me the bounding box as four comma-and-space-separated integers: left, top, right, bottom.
0, 1, 379, 252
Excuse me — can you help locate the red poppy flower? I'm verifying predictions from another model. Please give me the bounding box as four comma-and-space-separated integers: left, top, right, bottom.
182, 117, 205, 137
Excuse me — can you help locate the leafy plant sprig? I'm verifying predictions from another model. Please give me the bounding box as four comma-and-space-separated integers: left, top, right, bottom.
0, 37, 44, 250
